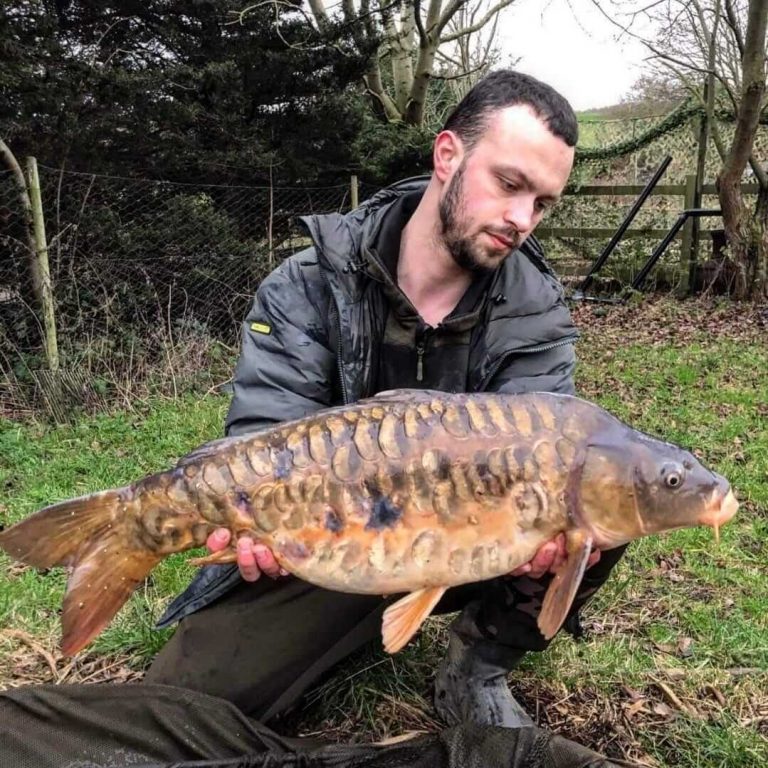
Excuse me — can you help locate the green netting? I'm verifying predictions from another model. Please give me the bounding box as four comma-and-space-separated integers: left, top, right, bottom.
537, 101, 767, 291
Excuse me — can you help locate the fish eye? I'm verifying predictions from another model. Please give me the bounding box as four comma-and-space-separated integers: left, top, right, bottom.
666, 473, 682, 488
661, 463, 685, 489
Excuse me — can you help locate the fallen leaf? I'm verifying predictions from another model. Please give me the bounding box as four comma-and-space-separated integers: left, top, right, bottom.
677, 637, 694, 658
652, 702, 675, 718
653, 642, 676, 654
667, 571, 685, 583
703, 685, 726, 707
624, 699, 649, 718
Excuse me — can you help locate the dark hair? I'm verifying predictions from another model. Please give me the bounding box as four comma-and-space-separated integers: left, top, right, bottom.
442, 69, 578, 149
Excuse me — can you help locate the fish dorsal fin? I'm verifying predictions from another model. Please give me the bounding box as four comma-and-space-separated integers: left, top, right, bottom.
360, 389, 447, 406
381, 585, 447, 653
179, 392, 448, 466
176, 432, 264, 468
538, 530, 593, 640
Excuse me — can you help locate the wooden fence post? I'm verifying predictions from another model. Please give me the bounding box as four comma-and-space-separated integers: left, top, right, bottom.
678, 174, 697, 296
350, 175, 359, 210
25, 156, 59, 373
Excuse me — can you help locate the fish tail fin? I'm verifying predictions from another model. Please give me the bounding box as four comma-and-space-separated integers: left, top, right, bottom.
0, 489, 161, 656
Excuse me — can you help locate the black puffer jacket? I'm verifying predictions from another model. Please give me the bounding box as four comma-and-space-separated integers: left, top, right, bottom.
158, 177, 579, 627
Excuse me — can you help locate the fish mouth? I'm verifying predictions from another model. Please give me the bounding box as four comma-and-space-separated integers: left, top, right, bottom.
698, 488, 739, 543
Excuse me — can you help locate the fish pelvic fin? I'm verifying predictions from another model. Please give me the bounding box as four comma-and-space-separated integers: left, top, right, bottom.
381, 585, 447, 654
0, 489, 159, 656
188, 549, 238, 566
538, 530, 593, 641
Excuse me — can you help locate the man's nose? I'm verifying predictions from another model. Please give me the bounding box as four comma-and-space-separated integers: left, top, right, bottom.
503, 198, 535, 233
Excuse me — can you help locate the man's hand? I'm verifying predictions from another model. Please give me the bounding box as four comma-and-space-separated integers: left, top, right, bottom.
509, 533, 601, 579
206, 529, 288, 582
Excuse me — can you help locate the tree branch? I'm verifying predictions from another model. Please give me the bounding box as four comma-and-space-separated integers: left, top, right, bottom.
645, 42, 714, 78
413, 0, 428, 46
435, 0, 464, 37
723, 0, 746, 58
305, 0, 331, 32
425, 0, 443, 33
431, 58, 488, 80
440, 0, 516, 42
435, 47, 465, 68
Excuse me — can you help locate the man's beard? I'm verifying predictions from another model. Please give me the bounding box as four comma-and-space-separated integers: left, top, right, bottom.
438, 162, 519, 275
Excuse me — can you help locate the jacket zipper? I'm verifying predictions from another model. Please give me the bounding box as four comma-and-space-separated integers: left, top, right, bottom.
478, 337, 578, 391
415, 325, 431, 383
416, 344, 425, 381
333, 304, 349, 404
319, 268, 350, 405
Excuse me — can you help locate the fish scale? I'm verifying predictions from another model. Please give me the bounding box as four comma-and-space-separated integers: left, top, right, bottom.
210, 403, 567, 595
0, 389, 739, 656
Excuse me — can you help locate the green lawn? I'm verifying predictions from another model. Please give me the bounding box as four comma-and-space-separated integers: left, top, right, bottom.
0, 395, 230, 664
1, 298, 766, 766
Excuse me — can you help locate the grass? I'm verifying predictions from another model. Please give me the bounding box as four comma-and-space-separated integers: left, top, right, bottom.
1, 296, 766, 766
0, 393, 230, 668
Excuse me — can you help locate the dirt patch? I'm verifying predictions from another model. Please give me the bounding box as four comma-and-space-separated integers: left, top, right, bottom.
0, 630, 146, 688
571, 294, 768, 349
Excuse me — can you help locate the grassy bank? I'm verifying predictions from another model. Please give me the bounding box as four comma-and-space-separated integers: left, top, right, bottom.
1, 297, 766, 766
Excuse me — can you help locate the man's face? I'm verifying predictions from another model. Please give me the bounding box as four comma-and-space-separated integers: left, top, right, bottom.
438, 105, 574, 274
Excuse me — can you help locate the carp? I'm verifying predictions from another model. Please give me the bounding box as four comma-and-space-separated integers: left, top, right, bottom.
0, 390, 738, 657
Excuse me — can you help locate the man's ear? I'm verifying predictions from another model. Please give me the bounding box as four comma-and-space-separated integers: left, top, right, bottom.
432, 130, 464, 183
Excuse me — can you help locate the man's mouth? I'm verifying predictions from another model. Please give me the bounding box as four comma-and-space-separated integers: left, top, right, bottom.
486, 231, 516, 250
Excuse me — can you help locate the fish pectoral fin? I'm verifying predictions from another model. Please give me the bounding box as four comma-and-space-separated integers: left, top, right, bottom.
381, 586, 447, 654
538, 530, 593, 641
188, 549, 238, 566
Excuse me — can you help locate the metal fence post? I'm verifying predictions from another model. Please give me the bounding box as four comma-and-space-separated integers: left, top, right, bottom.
350, 175, 359, 210
25, 156, 59, 372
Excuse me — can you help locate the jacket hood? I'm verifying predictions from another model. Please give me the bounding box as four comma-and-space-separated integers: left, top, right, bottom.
299, 176, 429, 300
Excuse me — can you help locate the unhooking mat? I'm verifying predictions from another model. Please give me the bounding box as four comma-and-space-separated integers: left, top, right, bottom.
0, 683, 623, 768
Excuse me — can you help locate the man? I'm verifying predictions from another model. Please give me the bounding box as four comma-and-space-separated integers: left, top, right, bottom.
146, 70, 626, 728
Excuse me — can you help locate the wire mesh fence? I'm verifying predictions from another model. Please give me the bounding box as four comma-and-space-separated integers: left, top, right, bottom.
1, 106, 765, 419
0, 168, 379, 417
2, 168, 356, 345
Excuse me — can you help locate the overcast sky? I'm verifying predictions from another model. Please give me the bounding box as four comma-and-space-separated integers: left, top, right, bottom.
497, 0, 655, 111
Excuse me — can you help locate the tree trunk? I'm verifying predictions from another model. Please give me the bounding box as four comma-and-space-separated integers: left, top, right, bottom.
364, 62, 402, 122
319, 0, 517, 126
715, 0, 768, 298
405, 37, 438, 125
385, 5, 415, 114
0, 139, 37, 263
754, 183, 768, 298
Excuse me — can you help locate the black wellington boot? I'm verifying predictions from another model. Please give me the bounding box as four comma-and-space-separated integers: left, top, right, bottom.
433, 604, 534, 728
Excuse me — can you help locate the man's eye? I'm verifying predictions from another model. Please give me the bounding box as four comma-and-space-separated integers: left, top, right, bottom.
535, 200, 550, 213
499, 178, 517, 192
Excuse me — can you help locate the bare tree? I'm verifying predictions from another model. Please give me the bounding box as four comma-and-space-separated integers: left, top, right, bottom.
596, 0, 768, 297
272, 0, 520, 127
420, 3, 519, 129
716, 0, 768, 298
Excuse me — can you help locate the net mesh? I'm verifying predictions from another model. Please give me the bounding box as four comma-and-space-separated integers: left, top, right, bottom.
0, 683, 619, 768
